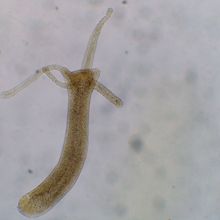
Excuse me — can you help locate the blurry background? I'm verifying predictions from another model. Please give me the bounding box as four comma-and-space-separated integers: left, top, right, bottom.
0, 0, 220, 219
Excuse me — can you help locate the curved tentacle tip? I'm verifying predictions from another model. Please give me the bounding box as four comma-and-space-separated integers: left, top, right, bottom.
115, 98, 123, 107
106, 8, 113, 17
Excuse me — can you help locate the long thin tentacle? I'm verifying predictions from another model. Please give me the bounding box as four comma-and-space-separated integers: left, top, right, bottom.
0, 71, 43, 98
95, 81, 123, 107
81, 8, 113, 69
0, 65, 70, 98
37, 65, 70, 88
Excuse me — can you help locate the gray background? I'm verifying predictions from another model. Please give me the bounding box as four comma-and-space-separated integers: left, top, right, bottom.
0, 0, 220, 219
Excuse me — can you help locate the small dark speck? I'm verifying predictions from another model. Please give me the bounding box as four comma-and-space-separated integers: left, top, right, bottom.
172, 185, 176, 189
152, 196, 166, 211
55, 6, 59, 10
122, 0, 127, 4
22, 40, 29, 46
155, 166, 166, 179
28, 169, 33, 174
125, 50, 128, 54
114, 204, 127, 217
106, 171, 118, 185
129, 136, 144, 153
185, 71, 197, 84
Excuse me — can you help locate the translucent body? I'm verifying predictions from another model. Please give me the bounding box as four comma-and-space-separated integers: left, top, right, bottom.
0, 8, 122, 217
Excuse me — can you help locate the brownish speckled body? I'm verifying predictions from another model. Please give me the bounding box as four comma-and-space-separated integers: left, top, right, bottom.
18, 70, 99, 216
0, 8, 122, 218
